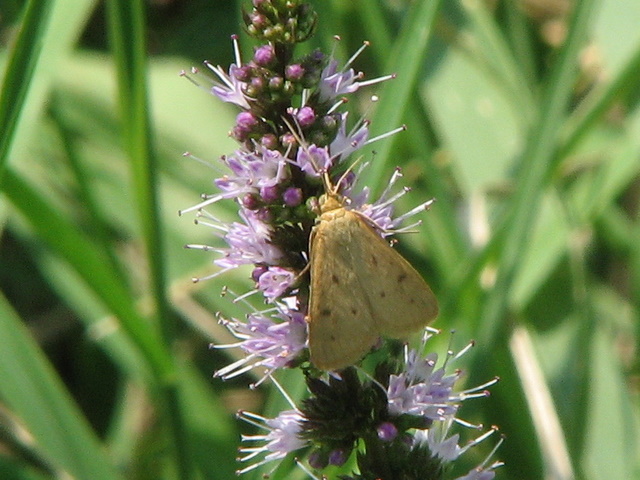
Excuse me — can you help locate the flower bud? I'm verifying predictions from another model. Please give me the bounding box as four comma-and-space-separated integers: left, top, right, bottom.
285, 63, 305, 81
283, 187, 303, 207
254, 44, 275, 67
377, 422, 398, 442
296, 106, 316, 127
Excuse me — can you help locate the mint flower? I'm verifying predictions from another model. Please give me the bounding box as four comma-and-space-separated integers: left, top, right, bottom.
294, 143, 334, 177
207, 35, 251, 108
180, 1, 502, 477
318, 40, 395, 103
233, 330, 501, 477
236, 409, 307, 474
256, 266, 297, 300
214, 306, 307, 384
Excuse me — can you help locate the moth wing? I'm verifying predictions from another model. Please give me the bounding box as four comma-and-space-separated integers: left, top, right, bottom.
350, 212, 439, 337
308, 213, 379, 370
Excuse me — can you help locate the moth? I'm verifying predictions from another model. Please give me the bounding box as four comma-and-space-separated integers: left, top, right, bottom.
307, 191, 439, 370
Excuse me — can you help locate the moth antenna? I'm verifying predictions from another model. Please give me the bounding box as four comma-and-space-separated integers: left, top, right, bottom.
281, 112, 362, 199
334, 155, 363, 191
322, 171, 335, 196
281, 115, 304, 144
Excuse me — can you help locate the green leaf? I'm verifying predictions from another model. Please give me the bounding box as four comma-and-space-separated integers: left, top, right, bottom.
0, 0, 52, 176
0, 169, 172, 380
363, 0, 444, 192
0, 293, 123, 480
582, 325, 638, 479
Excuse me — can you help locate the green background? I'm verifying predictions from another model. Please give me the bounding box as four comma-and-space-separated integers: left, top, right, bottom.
0, 0, 638, 479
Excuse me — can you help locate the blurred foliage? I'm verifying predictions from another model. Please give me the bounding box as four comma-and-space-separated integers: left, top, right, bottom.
0, 0, 638, 479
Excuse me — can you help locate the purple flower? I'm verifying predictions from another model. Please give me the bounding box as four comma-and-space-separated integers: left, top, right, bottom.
236, 409, 307, 474
318, 41, 395, 103
413, 426, 504, 480
178, 148, 290, 218
294, 144, 333, 177
214, 307, 307, 383
387, 366, 460, 420
339, 167, 435, 238
215, 148, 289, 200
414, 427, 462, 461
257, 266, 297, 299
456, 469, 498, 480
210, 64, 250, 108
236, 111, 259, 129
386, 336, 493, 421
260, 184, 280, 202
329, 112, 369, 160
214, 209, 284, 271
206, 36, 251, 108
318, 58, 363, 102
383, 334, 503, 478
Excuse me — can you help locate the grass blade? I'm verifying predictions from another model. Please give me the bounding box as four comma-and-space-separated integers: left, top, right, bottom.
105, 0, 193, 477
0, 0, 52, 176
0, 293, 123, 480
362, 0, 443, 192
0, 168, 172, 379
476, 0, 598, 344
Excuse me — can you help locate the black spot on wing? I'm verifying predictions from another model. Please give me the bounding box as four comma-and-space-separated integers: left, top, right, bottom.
320, 308, 332, 317
332, 274, 340, 285
397, 273, 408, 283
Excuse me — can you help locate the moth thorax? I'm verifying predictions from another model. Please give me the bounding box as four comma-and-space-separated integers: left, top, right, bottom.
319, 194, 344, 214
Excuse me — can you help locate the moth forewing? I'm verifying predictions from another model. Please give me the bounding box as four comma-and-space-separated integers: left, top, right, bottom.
307, 207, 377, 370
307, 199, 438, 371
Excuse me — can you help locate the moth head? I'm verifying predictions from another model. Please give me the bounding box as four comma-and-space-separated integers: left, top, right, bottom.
318, 193, 343, 214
